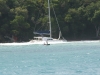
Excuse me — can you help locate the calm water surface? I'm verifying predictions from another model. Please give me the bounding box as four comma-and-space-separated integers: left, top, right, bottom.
0, 41, 100, 75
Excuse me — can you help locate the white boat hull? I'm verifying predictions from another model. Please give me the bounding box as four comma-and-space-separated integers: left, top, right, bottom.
0, 40, 67, 46
29, 39, 67, 44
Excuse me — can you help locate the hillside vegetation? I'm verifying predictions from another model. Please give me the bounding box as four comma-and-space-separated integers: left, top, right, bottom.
0, 0, 100, 42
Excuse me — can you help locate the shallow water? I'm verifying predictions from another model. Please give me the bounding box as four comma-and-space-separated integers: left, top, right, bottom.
0, 41, 100, 75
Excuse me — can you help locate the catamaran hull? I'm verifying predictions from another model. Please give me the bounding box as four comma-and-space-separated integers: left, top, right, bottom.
0, 40, 67, 46
29, 40, 67, 44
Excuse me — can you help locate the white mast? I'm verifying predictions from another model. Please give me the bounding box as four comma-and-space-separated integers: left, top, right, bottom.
48, 0, 52, 38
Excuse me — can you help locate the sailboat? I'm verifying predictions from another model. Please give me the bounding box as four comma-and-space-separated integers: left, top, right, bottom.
29, 0, 67, 44
0, 0, 67, 46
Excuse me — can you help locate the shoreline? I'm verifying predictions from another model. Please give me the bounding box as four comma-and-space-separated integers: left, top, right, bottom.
0, 40, 100, 46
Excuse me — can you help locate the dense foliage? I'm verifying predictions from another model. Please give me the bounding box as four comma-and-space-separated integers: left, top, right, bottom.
0, 0, 100, 42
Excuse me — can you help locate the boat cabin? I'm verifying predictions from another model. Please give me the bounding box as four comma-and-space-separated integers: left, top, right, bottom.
33, 31, 53, 41
34, 37, 53, 41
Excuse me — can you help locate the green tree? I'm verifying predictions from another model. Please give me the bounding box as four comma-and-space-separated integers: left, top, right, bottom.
85, 1, 100, 37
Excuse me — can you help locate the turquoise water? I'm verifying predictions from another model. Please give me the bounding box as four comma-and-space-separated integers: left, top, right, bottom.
0, 42, 100, 75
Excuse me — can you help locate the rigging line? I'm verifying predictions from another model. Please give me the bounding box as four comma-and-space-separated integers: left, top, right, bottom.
51, 0, 66, 40
51, 0, 63, 38
34, 10, 41, 32
34, 12, 48, 31
37, 25, 44, 31
51, 0, 61, 31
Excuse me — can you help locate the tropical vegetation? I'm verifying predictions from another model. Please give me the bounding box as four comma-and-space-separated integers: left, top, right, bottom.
0, 0, 100, 42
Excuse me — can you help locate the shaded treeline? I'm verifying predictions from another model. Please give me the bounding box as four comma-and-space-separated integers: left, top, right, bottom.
0, 0, 100, 42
